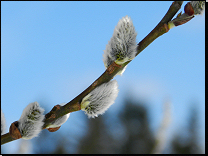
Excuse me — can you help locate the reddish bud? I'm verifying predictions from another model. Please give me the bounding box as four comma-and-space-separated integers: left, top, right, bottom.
9, 121, 22, 139
184, 2, 194, 16
47, 126, 61, 132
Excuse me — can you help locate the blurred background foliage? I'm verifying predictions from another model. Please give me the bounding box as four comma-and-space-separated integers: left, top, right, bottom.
1, 96, 203, 154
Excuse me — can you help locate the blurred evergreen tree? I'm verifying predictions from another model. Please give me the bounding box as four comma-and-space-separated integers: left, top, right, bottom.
77, 98, 155, 154
77, 115, 115, 154
32, 129, 75, 154
117, 99, 155, 154
170, 106, 203, 154
29, 98, 203, 154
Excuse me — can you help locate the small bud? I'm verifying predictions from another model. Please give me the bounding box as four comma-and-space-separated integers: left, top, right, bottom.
103, 16, 137, 75
9, 121, 22, 139
184, 2, 195, 16
17, 102, 45, 140
168, 13, 194, 28
46, 103, 70, 131
81, 80, 119, 118
168, 13, 194, 29
1, 110, 6, 135
47, 126, 61, 132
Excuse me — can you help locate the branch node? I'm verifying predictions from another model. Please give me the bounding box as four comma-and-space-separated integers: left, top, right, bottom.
164, 23, 169, 32
107, 62, 122, 75
52, 104, 61, 111
92, 81, 98, 87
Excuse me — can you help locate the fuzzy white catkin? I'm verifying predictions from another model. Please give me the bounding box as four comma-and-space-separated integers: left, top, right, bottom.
81, 80, 119, 118
103, 15, 137, 75
190, 1, 205, 15
1, 109, 6, 135
46, 103, 70, 128
18, 102, 45, 140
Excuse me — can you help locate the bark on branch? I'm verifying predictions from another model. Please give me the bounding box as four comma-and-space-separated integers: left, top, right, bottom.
1, 1, 184, 145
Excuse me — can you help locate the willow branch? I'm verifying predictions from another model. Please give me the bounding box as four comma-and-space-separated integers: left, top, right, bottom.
1, 1, 183, 145
136, 1, 183, 56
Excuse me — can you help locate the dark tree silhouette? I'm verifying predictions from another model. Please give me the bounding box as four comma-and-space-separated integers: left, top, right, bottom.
77, 98, 155, 154
170, 106, 203, 154
77, 115, 115, 154
117, 99, 155, 154
14, 98, 203, 154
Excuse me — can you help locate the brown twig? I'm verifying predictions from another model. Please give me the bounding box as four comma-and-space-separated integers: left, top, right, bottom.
1, 1, 183, 145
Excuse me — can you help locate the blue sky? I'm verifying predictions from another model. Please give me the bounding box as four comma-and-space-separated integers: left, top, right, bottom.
1, 1, 205, 153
